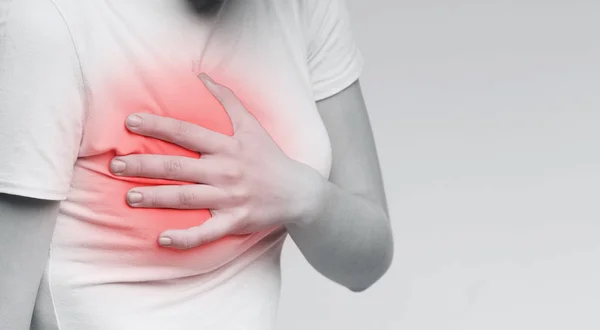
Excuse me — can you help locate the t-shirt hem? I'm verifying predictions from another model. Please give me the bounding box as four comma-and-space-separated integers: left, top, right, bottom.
0, 180, 68, 201
313, 52, 364, 101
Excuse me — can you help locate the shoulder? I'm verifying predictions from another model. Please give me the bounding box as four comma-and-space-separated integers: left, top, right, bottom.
1, 0, 72, 35
0, 0, 78, 58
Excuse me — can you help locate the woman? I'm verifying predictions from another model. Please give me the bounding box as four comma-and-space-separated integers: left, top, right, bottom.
0, 0, 393, 328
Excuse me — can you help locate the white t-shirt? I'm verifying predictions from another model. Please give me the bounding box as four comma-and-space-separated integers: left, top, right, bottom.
0, 0, 363, 329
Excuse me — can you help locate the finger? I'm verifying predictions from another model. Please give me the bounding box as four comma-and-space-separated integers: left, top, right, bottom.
198, 73, 258, 132
158, 214, 235, 249
126, 184, 227, 209
111, 154, 219, 184
125, 113, 232, 154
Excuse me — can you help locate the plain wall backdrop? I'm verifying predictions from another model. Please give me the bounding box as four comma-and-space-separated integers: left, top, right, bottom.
277, 0, 600, 329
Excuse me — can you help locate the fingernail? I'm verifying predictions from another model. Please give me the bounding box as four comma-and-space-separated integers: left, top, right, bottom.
110, 159, 126, 174
127, 191, 143, 204
126, 115, 143, 128
158, 237, 172, 246
199, 72, 215, 86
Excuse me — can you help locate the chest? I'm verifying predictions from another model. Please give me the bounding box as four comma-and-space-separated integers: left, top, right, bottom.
70, 0, 332, 177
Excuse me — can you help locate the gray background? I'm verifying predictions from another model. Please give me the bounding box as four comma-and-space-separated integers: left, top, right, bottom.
277, 0, 600, 329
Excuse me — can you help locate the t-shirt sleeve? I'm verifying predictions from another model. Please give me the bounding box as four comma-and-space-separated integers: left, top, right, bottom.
304, 0, 364, 101
0, 0, 86, 200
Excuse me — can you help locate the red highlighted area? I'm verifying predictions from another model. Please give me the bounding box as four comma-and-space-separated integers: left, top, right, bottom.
56, 65, 275, 281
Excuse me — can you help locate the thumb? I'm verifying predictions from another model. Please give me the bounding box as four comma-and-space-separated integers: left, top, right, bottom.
198, 73, 257, 133
158, 215, 233, 249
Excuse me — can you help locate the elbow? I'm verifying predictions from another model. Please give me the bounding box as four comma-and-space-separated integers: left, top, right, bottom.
348, 286, 369, 293
346, 233, 395, 293
346, 257, 393, 293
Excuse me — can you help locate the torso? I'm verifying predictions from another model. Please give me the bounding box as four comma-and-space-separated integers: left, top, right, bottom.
33, 1, 332, 328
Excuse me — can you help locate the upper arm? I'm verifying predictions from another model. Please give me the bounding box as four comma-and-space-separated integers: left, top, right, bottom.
317, 81, 389, 215
0, 1, 86, 327
0, 195, 60, 330
0, 0, 86, 200
303, 0, 388, 213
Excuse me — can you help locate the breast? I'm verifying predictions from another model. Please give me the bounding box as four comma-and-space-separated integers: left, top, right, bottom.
53, 63, 287, 281
55, 35, 331, 280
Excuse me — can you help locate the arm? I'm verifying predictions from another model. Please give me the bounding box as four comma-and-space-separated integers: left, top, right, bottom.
0, 1, 86, 328
285, 80, 394, 292
99, 77, 390, 292
0, 196, 60, 330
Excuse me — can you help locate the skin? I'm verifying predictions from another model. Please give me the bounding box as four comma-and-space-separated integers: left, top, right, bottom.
288, 80, 393, 290
0, 195, 59, 330
111, 74, 394, 291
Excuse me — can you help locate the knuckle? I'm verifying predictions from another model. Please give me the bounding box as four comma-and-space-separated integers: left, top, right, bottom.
149, 191, 160, 207
229, 187, 250, 205
163, 159, 182, 179
139, 190, 157, 207
174, 121, 191, 142
177, 189, 196, 208
220, 164, 243, 182
182, 231, 194, 249
133, 158, 144, 175
225, 139, 242, 155
237, 208, 251, 220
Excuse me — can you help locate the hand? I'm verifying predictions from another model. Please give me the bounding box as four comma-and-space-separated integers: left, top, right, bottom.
110, 74, 326, 249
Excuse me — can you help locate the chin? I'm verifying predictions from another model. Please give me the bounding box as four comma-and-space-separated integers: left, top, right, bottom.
187, 0, 224, 13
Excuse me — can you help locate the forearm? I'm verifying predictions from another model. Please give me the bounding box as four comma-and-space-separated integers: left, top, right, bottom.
285, 180, 394, 292
0, 194, 59, 330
